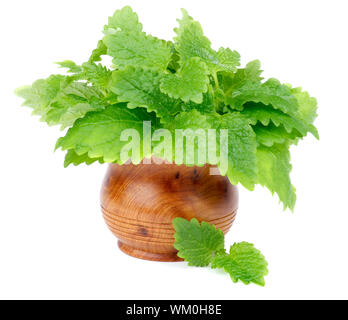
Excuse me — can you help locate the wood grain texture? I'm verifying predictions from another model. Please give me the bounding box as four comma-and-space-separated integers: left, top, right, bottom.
100, 159, 238, 262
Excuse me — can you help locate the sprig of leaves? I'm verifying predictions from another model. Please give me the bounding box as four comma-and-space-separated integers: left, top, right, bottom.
15, 5, 319, 210
173, 218, 268, 286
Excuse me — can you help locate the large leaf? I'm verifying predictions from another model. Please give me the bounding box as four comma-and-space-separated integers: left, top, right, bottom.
103, 6, 171, 71
227, 78, 299, 117
253, 123, 304, 147
207, 113, 258, 190
64, 150, 104, 167
56, 104, 160, 162
256, 143, 296, 210
110, 66, 182, 123
241, 103, 319, 139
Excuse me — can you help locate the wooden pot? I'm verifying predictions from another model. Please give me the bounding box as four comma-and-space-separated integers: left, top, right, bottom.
100, 161, 238, 262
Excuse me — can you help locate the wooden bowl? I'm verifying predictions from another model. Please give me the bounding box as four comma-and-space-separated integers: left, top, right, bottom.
100, 160, 238, 262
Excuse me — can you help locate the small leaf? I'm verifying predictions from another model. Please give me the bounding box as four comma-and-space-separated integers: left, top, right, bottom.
216, 47, 241, 73
81, 62, 112, 89
212, 242, 268, 286
256, 143, 296, 210
15, 75, 71, 117
173, 218, 225, 267
88, 40, 107, 63
289, 85, 318, 125
56, 60, 82, 73
105, 5, 143, 33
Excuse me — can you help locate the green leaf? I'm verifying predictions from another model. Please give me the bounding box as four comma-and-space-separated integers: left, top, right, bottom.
169, 109, 211, 130
15, 75, 106, 129
103, 6, 171, 71
160, 57, 209, 103
220, 60, 263, 93
64, 150, 104, 167
55, 104, 160, 162
173, 218, 225, 267
241, 103, 318, 139
47, 100, 104, 130
256, 143, 296, 210
167, 42, 181, 72
44, 82, 105, 129
15, 5, 318, 212
105, 5, 143, 33
152, 110, 212, 165
15, 75, 71, 118
174, 9, 240, 73
61, 82, 101, 100
56, 60, 82, 73
207, 113, 258, 190
56, 60, 112, 91
173, 218, 268, 286
289, 85, 318, 125
227, 78, 299, 117
88, 40, 107, 63
81, 62, 112, 89
110, 66, 182, 123
103, 32, 171, 71
253, 123, 304, 147
232, 60, 263, 84
181, 86, 215, 114
212, 242, 268, 286
216, 47, 241, 73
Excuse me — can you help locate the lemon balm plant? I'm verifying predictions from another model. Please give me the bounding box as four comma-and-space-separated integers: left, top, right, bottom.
16, 6, 318, 210
15, 6, 318, 285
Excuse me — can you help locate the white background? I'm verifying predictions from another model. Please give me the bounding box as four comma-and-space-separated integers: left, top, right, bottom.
0, 0, 347, 300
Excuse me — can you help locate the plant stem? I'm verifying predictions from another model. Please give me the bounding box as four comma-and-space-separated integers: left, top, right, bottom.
213, 72, 219, 90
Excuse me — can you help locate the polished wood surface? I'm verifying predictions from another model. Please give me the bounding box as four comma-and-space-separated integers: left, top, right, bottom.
100, 160, 238, 262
